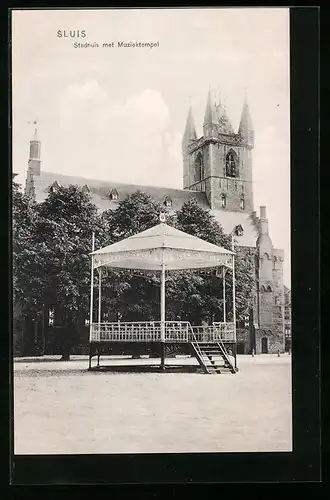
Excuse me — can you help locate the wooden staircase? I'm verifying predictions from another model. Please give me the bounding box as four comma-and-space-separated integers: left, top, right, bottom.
190, 341, 236, 374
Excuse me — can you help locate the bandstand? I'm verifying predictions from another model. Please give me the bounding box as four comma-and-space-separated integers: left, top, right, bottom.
88, 214, 238, 374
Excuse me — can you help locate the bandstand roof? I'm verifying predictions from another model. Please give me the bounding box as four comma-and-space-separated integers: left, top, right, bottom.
91, 222, 234, 271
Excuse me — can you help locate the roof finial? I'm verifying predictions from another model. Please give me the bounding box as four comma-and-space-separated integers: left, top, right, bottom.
244, 86, 248, 101
159, 212, 166, 223
28, 119, 39, 140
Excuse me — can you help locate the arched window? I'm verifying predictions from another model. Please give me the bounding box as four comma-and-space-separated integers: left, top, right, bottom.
240, 197, 245, 210
220, 194, 226, 208
260, 285, 266, 292
267, 285, 272, 292
195, 153, 204, 182
225, 150, 239, 178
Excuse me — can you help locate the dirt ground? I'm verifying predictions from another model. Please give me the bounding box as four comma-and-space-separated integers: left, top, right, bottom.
13, 354, 292, 454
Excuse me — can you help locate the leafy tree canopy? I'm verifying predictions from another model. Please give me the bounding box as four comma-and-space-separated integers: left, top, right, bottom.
13, 184, 257, 356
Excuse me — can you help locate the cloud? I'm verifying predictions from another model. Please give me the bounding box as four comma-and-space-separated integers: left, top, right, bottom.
66, 79, 109, 103
55, 83, 181, 187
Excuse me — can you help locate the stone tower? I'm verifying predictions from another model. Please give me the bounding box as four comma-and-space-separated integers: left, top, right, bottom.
25, 125, 41, 201
256, 206, 285, 353
182, 89, 254, 213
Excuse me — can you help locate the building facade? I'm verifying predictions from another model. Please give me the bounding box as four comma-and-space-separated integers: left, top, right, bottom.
284, 286, 292, 352
23, 89, 288, 354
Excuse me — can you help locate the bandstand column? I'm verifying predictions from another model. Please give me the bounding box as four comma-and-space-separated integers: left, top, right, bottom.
89, 232, 95, 344
222, 266, 226, 323
160, 263, 166, 370
232, 249, 237, 371
98, 268, 102, 334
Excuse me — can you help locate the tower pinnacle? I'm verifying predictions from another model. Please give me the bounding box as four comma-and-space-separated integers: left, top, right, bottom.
182, 104, 197, 151
203, 87, 217, 127
238, 95, 254, 147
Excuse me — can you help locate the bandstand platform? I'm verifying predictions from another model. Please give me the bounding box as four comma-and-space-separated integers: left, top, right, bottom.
89, 321, 237, 374
88, 214, 238, 375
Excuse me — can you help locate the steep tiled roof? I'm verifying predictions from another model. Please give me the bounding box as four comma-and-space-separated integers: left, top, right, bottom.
33, 170, 259, 248
33, 171, 210, 212
211, 210, 259, 248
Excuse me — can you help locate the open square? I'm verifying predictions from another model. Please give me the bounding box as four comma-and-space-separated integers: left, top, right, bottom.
14, 354, 292, 454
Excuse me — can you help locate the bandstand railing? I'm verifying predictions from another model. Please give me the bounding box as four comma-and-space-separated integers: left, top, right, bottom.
189, 323, 236, 343
90, 321, 236, 343
213, 322, 236, 342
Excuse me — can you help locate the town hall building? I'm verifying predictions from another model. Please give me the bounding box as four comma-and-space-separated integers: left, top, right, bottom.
24, 89, 287, 354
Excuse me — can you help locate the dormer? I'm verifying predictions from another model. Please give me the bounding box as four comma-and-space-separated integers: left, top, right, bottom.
48, 181, 60, 193
234, 224, 244, 237
109, 188, 119, 201
163, 195, 172, 208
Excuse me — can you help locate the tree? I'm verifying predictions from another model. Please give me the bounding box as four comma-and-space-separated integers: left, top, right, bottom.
35, 184, 102, 359
12, 182, 257, 359
12, 181, 45, 355
175, 198, 232, 249
174, 199, 256, 323
103, 190, 169, 243
12, 181, 41, 310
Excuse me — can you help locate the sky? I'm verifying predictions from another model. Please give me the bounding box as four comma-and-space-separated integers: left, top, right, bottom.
11, 8, 290, 286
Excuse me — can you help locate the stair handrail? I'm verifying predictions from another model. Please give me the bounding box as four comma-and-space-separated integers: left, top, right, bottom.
217, 338, 236, 372
188, 322, 209, 371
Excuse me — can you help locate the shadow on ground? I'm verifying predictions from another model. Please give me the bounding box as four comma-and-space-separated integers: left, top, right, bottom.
14, 356, 148, 363
14, 361, 204, 377
89, 364, 203, 374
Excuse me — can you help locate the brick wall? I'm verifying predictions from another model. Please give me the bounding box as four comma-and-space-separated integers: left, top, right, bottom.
271, 249, 285, 353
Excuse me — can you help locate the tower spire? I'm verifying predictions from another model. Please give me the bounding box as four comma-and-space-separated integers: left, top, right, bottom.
182, 103, 197, 152
27, 119, 41, 176
238, 94, 254, 147
203, 87, 217, 127
203, 87, 218, 138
